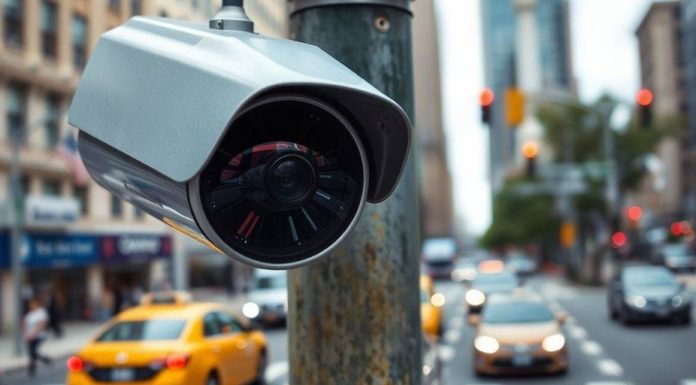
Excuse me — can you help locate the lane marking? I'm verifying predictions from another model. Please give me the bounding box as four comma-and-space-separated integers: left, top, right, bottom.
444, 329, 461, 344
597, 359, 624, 377
580, 340, 603, 356
438, 345, 455, 362
569, 325, 588, 340
265, 361, 289, 383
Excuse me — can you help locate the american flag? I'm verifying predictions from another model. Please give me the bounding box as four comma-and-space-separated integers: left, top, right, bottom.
57, 130, 90, 186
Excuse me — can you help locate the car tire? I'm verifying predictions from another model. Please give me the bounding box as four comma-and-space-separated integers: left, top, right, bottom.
609, 304, 618, 321
206, 372, 219, 385
619, 308, 631, 325
251, 351, 268, 385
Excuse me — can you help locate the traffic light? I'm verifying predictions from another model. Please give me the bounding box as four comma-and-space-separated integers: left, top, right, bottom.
636, 88, 653, 129
505, 88, 525, 127
611, 231, 628, 249
480, 88, 494, 125
626, 205, 642, 231
522, 141, 538, 178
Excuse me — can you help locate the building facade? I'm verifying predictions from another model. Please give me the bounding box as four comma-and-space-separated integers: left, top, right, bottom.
635, 1, 687, 220
412, 0, 453, 238
0, 0, 288, 334
682, 0, 696, 220
480, 0, 573, 192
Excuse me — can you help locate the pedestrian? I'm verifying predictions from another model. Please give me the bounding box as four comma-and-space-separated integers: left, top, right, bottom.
47, 292, 64, 338
23, 298, 52, 377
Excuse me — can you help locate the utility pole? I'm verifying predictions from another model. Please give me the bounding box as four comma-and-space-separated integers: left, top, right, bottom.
9, 121, 24, 356
285, 1, 422, 384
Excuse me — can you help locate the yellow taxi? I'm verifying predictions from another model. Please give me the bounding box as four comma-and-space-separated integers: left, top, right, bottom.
66, 292, 268, 385
470, 291, 568, 376
420, 275, 445, 337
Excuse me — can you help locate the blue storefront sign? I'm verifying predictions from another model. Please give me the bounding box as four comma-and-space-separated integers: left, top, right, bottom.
0, 231, 172, 269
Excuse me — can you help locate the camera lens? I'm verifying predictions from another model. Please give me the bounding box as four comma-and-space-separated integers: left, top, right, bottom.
266, 154, 316, 205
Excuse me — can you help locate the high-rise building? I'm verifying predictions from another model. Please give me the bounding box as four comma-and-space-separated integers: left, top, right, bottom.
0, 0, 288, 334
635, 1, 686, 219
682, 0, 696, 219
412, 0, 453, 237
480, 0, 573, 192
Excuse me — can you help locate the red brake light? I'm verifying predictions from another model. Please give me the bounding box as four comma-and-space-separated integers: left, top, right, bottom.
480, 88, 495, 107
165, 354, 189, 370
67, 356, 84, 372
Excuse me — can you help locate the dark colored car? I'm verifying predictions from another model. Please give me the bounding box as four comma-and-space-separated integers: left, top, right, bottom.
608, 265, 691, 325
466, 271, 520, 314
658, 243, 696, 273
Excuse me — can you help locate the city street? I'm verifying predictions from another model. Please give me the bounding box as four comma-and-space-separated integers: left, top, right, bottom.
4, 273, 696, 385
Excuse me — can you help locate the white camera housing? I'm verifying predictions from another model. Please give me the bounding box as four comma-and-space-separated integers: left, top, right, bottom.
68, 17, 411, 269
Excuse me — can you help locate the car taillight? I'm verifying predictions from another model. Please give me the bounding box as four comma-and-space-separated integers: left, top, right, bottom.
165, 354, 189, 370
67, 356, 84, 372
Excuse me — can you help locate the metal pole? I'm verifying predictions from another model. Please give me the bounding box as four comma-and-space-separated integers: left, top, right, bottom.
285, 1, 422, 384
9, 133, 24, 356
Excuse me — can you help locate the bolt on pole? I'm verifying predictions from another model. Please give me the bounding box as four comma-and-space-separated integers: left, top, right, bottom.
285, 1, 422, 384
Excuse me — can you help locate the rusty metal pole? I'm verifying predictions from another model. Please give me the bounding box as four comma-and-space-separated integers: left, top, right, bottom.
285, 1, 421, 384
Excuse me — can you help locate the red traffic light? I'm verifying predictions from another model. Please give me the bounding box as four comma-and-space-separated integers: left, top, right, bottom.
627, 206, 642, 222
522, 141, 539, 159
611, 231, 627, 249
636, 88, 653, 107
480, 88, 495, 107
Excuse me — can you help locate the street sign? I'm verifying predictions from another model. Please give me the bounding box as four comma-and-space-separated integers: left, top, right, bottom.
24, 196, 80, 227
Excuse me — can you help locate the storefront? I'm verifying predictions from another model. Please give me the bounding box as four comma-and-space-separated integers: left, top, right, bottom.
0, 231, 172, 330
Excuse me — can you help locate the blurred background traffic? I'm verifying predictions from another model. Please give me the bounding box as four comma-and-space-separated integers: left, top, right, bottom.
1, 0, 696, 384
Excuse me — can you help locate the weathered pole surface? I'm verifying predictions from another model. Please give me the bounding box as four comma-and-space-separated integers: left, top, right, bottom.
286, 1, 422, 384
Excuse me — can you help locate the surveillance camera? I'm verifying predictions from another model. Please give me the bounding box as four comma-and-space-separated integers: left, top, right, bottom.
68, 17, 411, 269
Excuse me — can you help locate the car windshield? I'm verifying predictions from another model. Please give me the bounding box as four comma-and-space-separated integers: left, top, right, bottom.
474, 272, 517, 286
96, 319, 187, 342
483, 301, 555, 324
662, 244, 691, 257
624, 268, 677, 287
255, 275, 287, 290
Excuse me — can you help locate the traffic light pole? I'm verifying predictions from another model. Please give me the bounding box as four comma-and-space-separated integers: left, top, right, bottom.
285, 1, 422, 384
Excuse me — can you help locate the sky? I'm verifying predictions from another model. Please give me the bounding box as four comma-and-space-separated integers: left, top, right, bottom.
435, 0, 654, 236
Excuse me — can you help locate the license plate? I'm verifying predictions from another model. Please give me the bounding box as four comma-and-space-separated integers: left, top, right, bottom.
111, 368, 135, 382
512, 354, 533, 367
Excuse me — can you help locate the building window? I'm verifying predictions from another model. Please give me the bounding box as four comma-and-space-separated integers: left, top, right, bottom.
111, 194, 123, 218
40, 0, 57, 58
72, 14, 87, 69
74, 186, 88, 216
5, 83, 27, 144
3, 0, 23, 48
20, 175, 30, 196
134, 207, 145, 220
109, 0, 119, 11
42, 179, 61, 196
131, 0, 141, 15
45, 94, 61, 148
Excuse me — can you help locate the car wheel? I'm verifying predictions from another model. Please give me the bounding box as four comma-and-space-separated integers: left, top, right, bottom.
206, 372, 219, 385
619, 308, 631, 325
251, 351, 268, 385
609, 304, 618, 320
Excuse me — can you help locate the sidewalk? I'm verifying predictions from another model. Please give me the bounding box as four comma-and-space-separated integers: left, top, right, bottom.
0, 321, 100, 375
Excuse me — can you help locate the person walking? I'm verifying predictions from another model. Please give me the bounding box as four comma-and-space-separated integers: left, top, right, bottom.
23, 298, 52, 377
47, 292, 64, 338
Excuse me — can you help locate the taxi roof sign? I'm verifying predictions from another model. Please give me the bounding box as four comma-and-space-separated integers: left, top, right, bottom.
140, 291, 192, 306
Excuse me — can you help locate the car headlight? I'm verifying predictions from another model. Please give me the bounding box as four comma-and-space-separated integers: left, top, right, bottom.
672, 295, 685, 307
242, 302, 260, 319
430, 292, 446, 307
626, 295, 647, 308
466, 289, 486, 307
474, 335, 499, 354
542, 333, 565, 352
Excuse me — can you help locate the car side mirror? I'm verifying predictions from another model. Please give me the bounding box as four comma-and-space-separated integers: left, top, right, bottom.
556, 311, 569, 325
468, 314, 481, 327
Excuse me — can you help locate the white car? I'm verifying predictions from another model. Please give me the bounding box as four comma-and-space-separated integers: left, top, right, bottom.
242, 269, 288, 327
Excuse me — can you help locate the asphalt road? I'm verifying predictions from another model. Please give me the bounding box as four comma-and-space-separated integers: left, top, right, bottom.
4, 274, 696, 385
435, 276, 696, 385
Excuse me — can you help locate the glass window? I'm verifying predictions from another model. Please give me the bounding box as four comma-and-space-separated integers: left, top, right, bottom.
45, 94, 60, 147
203, 313, 222, 337
134, 207, 145, 220
40, 0, 57, 58
5, 83, 27, 143
111, 194, 123, 218
623, 267, 677, 287
482, 302, 554, 324
42, 180, 61, 196
109, 0, 119, 11
131, 0, 141, 15
254, 274, 287, 290
74, 186, 88, 215
96, 320, 187, 341
216, 312, 242, 334
72, 14, 87, 69
3, 0, 23, 48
